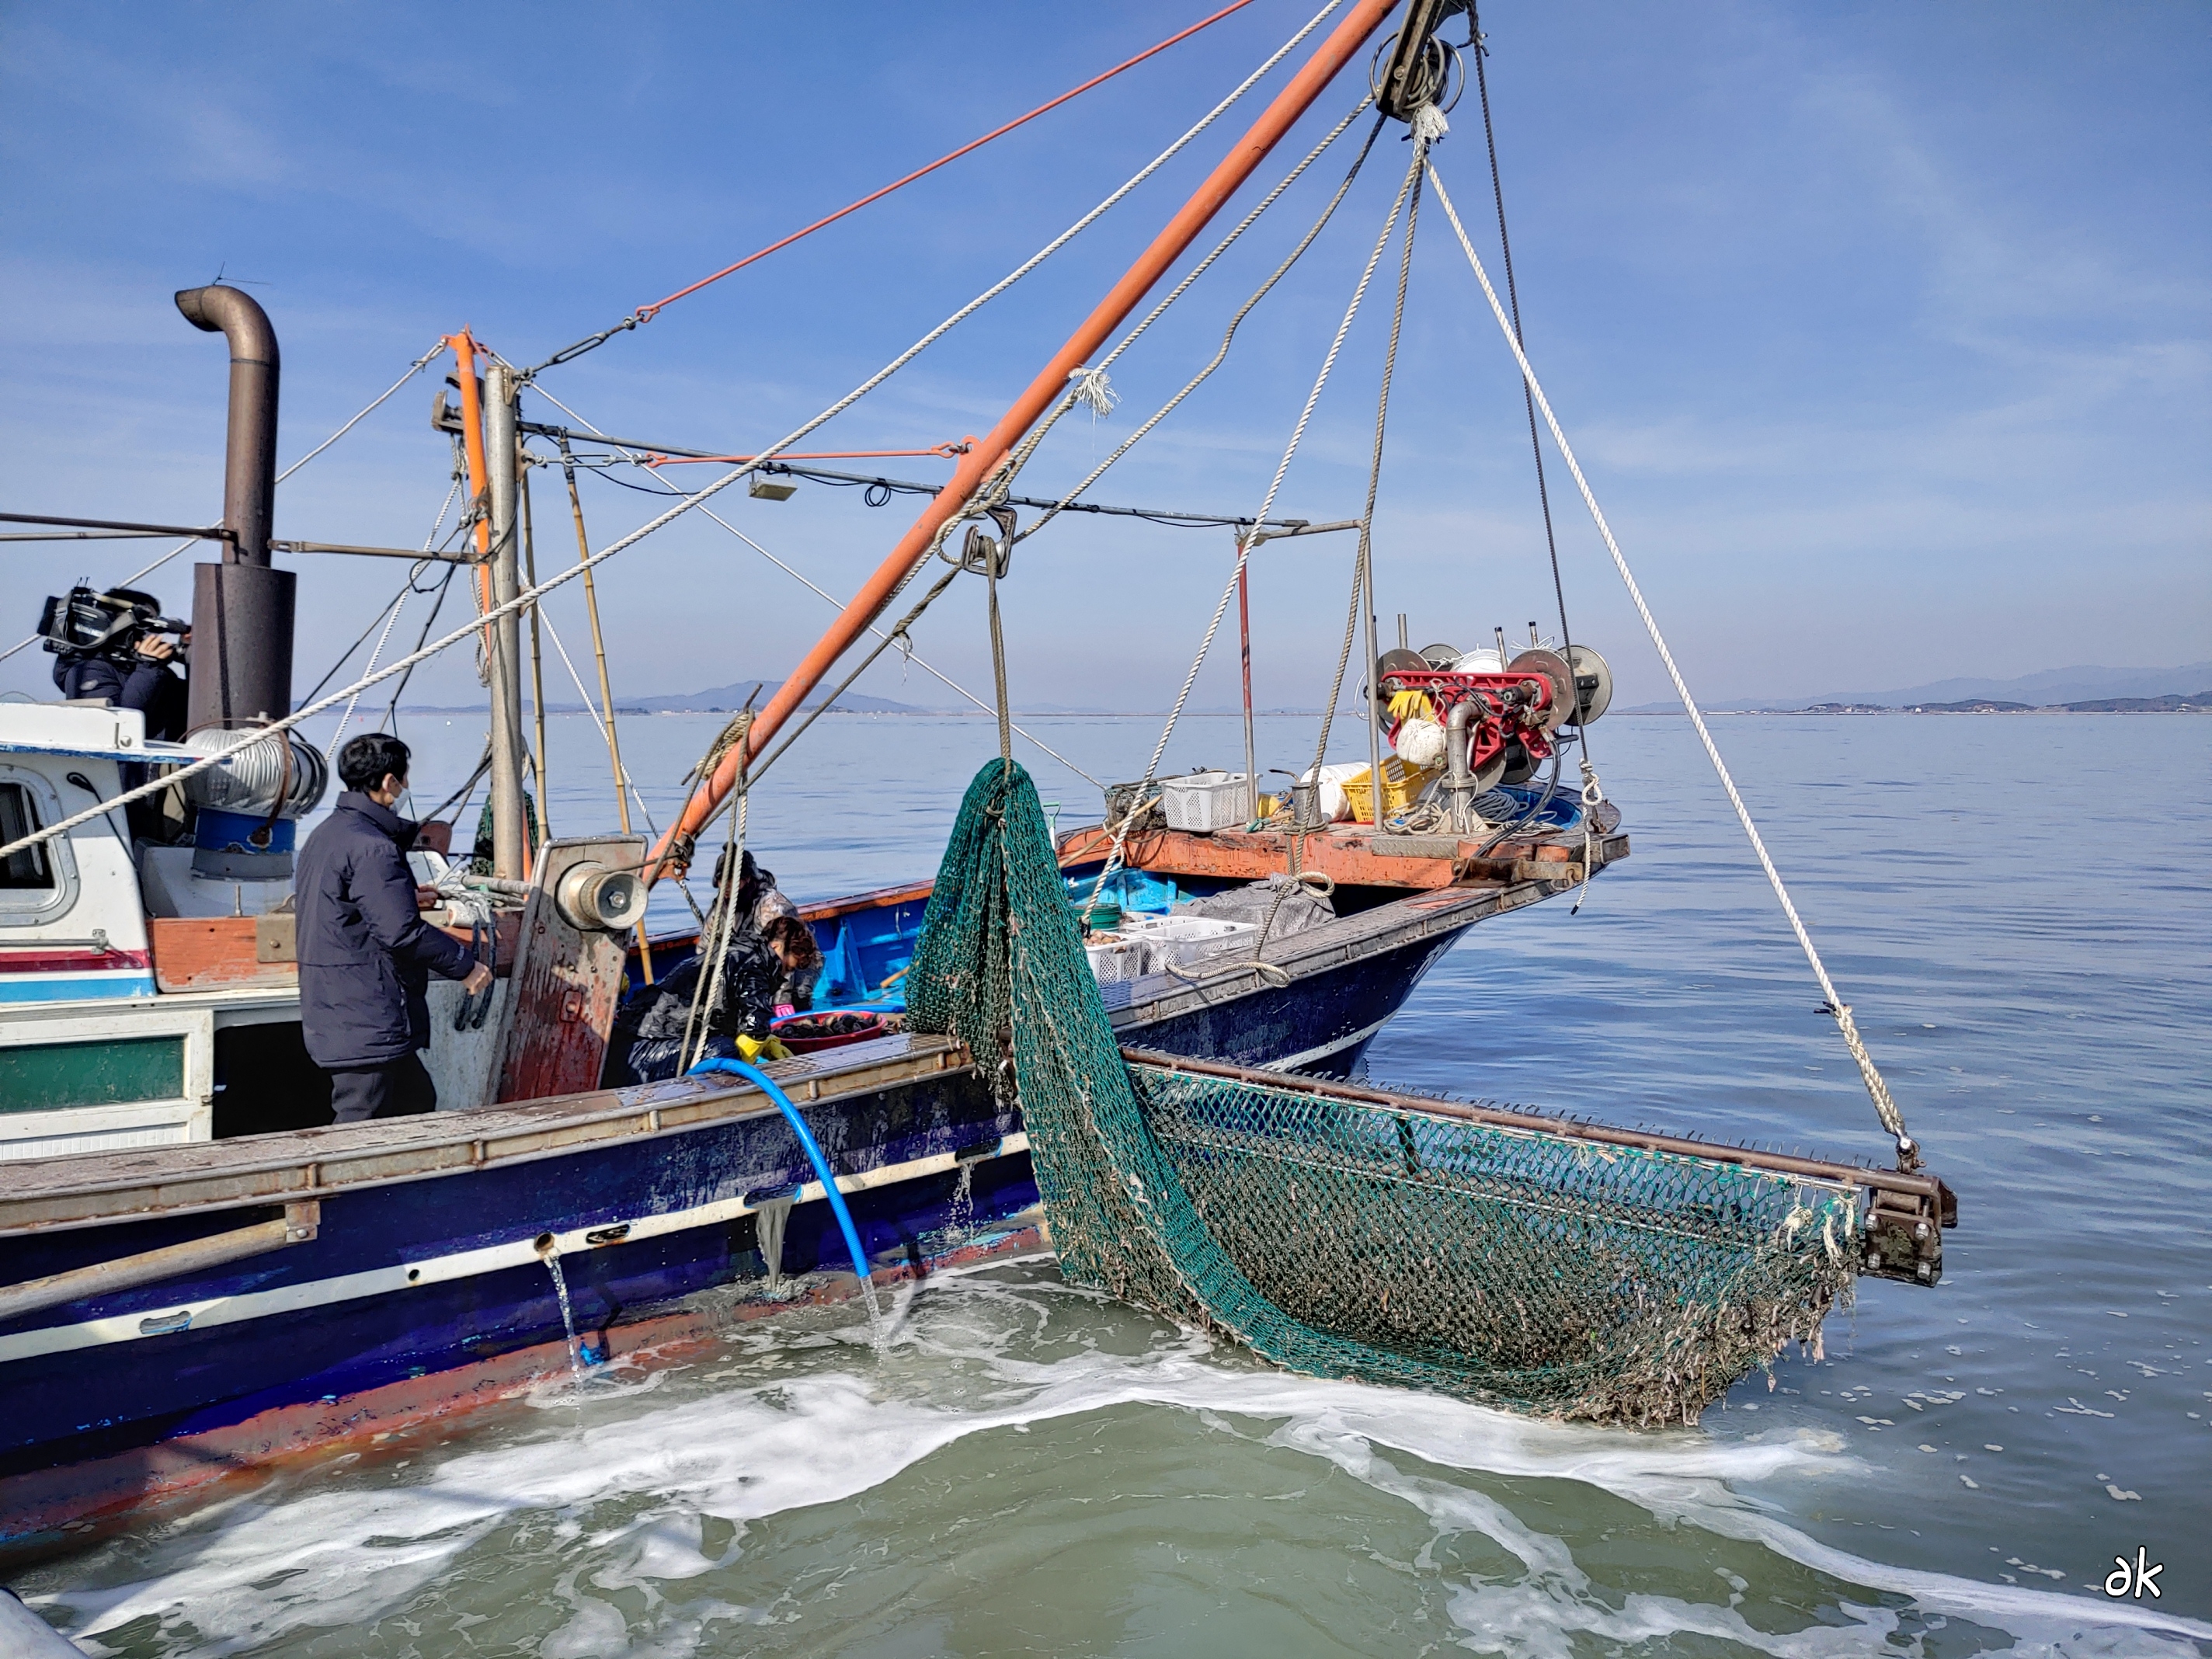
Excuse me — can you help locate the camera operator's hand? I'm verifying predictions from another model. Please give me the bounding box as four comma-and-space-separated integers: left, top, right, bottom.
134, 635, 177, 664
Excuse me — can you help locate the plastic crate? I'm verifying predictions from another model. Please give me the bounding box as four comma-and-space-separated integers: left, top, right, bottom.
1160, 771, 1253, 833
1340, 757, 1438, 824
1083, 935, 1153, 985
1117, 913, 1258, 968
1064, 865, 1178, 916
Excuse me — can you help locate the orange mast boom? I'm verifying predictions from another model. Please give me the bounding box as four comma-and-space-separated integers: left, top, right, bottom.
649, 0, 1402, 882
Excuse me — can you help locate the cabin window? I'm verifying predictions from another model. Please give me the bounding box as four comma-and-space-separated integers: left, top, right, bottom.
0, 782, 54, 891
0, 768, 78, 926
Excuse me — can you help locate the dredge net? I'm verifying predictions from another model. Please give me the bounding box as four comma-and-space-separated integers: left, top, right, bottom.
909, 760, 1859, 1424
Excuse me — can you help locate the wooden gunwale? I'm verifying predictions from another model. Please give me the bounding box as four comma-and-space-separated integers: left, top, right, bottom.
0, 1035, 972, 1239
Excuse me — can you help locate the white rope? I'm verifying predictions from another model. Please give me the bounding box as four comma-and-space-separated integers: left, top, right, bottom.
331, 469, 464, 745
1087, 128, 1435, 906
1067, 367, 1119, 418
1426, 159, 1915, 1162
688, 502, 1107, 790
0, 12, 1349, 872
527, 385, 1106, 788
1017, 99, 1379, 548
0, 341, 447, 668
329, 590, 408, 749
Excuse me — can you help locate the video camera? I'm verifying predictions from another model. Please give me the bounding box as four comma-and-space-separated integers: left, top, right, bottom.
37, 586, 190, 664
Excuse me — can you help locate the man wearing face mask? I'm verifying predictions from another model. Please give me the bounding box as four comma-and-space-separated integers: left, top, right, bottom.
295, 732, 492, 1122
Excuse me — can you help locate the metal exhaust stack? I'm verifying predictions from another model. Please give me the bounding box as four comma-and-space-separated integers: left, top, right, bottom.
176, 284, 294, 733
176, 285, 323, 880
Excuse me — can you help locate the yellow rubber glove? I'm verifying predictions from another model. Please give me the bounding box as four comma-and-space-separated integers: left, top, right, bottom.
734, 1033, 794, 1064
1386, 689, 1436, 725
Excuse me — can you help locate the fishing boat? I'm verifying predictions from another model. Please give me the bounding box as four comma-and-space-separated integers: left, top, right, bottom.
0, 0, 1947, 1537
0, 0, 1663, 1539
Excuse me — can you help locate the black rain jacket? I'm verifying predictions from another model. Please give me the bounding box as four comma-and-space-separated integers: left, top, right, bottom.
296, 792, 475, 1069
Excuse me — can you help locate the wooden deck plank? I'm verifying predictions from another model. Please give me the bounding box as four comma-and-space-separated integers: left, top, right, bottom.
0, 1034, 975, 1236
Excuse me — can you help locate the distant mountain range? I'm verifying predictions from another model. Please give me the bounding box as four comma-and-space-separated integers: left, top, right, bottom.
607, 679, 927, 715
1622, 663, 2212, 715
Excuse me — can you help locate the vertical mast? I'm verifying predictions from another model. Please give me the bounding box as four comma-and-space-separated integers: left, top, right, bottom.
484, 363, 527, 880
649, 0, 1403, 880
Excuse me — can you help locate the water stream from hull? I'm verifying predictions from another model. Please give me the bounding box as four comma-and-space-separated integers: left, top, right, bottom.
542, 1249, 586, 1386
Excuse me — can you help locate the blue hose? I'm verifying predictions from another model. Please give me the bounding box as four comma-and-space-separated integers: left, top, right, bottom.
688, 1057, 871, 1285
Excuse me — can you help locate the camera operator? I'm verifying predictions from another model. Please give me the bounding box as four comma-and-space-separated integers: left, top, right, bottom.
48, 594, 188, 743
42, 586, 190, 840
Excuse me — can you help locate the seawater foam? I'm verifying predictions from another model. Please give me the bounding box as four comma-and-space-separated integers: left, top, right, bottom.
40, 1263, 2212, 1658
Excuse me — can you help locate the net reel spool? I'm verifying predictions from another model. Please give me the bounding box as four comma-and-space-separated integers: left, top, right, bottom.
1563, 644, 1613, 725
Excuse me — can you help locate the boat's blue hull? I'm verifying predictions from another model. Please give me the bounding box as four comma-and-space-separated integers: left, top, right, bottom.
0, 927, 1461, 1515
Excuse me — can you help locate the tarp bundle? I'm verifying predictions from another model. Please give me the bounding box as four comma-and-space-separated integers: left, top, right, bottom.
909, 760, 1857, 1424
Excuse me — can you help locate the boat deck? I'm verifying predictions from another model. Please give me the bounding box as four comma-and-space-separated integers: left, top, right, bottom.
0, 1033, 972, 1238
0, 819, 1630, 1238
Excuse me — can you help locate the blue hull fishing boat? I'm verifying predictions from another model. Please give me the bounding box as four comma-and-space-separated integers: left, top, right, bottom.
2, 0, 1947, 1544
0, 836, 1621, 1529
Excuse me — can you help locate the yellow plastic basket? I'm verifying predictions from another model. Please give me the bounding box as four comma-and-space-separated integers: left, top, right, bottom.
1341, 757, 1439, 824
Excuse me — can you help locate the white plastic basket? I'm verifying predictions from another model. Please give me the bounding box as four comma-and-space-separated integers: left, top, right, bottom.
1083, 935, 1153, 985
1160, 771, 1253, 833
1117, 913, 1259, 968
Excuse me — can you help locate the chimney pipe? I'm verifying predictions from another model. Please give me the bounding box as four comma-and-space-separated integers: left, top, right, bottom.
175, 286, 279, 564
175, 285, 295, 733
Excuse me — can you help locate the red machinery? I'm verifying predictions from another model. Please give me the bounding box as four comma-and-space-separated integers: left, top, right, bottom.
1376, 645, 1611, 791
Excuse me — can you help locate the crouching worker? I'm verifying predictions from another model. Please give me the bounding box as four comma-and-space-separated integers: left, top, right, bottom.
297, 733, 492, 1122
614, 937, 781, 1083
761, 915, 822, 1017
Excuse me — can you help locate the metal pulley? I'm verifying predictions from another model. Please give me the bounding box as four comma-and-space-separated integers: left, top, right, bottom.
951, 505, 1017, 579
555, 861, 645, 933
1504, 649, 1576, 733
1372, 0, 1467, 120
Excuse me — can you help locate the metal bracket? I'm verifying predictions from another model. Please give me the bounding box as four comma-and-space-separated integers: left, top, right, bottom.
955, 506, 1018, 578
1859, 1178, 1956, 1286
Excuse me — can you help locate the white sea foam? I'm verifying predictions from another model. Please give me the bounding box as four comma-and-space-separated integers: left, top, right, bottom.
42, 1265, 2212, 1657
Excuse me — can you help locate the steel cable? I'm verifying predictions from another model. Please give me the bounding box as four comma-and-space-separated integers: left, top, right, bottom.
0, 5, 1349, 869
0, 343, 446, 667
1426, 159, 1915, 1163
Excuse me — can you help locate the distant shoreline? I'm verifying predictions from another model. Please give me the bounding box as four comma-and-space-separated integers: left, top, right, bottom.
394, 702, 2208, 719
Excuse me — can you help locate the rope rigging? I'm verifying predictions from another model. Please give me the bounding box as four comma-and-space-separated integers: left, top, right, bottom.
525, 2, 1263, 375
0, 2, 1355, 875
0, 341, 447, 668
1424, 158, 1916, 1167
1014, 105, 1386, 551
526, 383, 1104, 789
1464, 7, 1607, 911
1082, 100, 1439, 913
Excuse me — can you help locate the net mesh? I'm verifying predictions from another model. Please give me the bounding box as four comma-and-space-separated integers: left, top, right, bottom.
909, 760, 1858, 1424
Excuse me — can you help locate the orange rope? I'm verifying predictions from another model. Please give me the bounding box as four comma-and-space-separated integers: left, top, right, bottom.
532, 2, 1256, 370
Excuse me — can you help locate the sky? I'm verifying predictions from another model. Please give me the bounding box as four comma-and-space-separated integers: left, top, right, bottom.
2, 1, 2206, 724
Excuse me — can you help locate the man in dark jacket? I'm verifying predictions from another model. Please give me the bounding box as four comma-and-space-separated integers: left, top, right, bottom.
296, 732, 491, 1122
53, 631, 189, 741
52, 605, 190, 837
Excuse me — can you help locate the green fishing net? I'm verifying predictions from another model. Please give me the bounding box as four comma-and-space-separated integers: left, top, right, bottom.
909, 760, 1858, 1425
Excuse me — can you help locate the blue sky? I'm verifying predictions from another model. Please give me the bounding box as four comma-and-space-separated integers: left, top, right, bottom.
2, 2, 2205, 719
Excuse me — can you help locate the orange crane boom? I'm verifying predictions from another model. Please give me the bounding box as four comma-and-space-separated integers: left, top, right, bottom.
649, 0, 1403, 882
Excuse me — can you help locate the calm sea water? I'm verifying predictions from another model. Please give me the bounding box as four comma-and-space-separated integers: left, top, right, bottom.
20, 711, 2212, 1656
